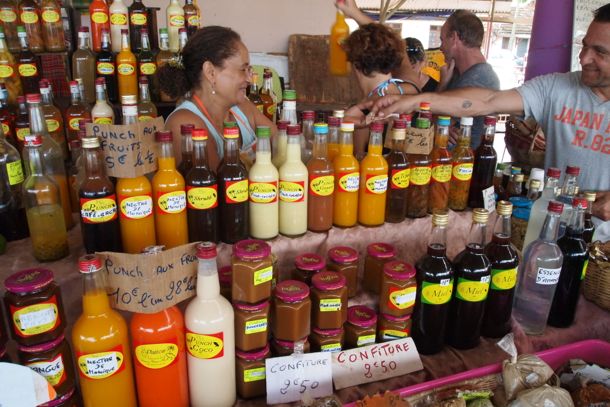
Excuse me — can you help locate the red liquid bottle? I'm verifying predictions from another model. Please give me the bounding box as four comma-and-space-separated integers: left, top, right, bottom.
468, 116, 497, 208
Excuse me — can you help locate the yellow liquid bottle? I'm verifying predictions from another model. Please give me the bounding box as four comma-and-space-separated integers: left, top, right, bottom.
327, 116, 340, 162
333, 122, 359, 227
358, 122, 388, 226
329, 8, 350, 76
116, 28, 137, 99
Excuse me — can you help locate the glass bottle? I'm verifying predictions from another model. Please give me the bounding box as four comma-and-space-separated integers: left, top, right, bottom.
481, 200, 519, 338
156, 28, 174, 103
583, 191, 596, 244
72, 254, 137, 407
508, 173, 524, 198
121, 94, 137, 124
493, 163, 507, 202
448, 117, 474, 211
21, 134, 68, 261
301, 110, 314, 163
526, 179, 541, 200
40, 0, 64, 51
548, 197, 589, 328
271, 120, 288, 169
39, 79, 66, 159
176, 123, 193, 177
280, 89, 297, 124
407, 103, 432, 218
186, 128, 218, 243
96, 28, 118, 103
137, 28, 157, 100
468, 116, 497, 208
259, 68, 277, 123
307, 122, 334, 232
137, 76, 157, 121
332, 121, 359, 227
512, 201, 564, 335
0, 0, 20, 52
67, 138, 82, 214
558, 165, 581, 238
329, 8, 349, 76
428, 116, 452, 213
522, 168, 561, 249
152, 130, 188, 249
116, 28, 137, 99
91, 77, 115, 124
64, 80, 91, 145
166, 0, 184, 53
327, 116, 340, 162
247, 72, 263, 114
248, 125, 278, 239
358, 121, 388, 226
16, 25, 40, 95
0, 123, 28, 241
128, 0, 148, 53
0, 27, 23, 104
109, 0, 128, 53
385, 119, 409, 223
446, 208, 491, 349
17, 0, 43, 52
183, 0, 199, 37
72, 27, 96, 105
279, 124, 308, 237
14, 95, 29, 153
0, 83, 14, 146
89, 0, 109, 52
412, 210, 453, 355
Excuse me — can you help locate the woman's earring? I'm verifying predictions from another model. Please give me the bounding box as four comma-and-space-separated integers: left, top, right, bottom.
211, 83, 216, 95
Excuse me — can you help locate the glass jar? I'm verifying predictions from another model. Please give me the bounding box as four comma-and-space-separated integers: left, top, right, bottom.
293, 253, 325, 286
232, 239, 273, 303
379, 260, 417, 317
344, 305, 377, 349
327, 246, 359, 298
234, 300, 269, 352
311, 271, 347, 330
271, 337, 310, 357
236, 345, 270, 399
377, 313, 412, 342
39, 387, 80, 407
309, 327, 343, 353
219, 265, 232, 301
4, 268, 66, 346
363, 243, 395, 294
272, 280, 311, 342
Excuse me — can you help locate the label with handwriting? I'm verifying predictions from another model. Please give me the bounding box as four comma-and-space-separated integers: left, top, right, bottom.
78, 346, 126, 380
187, 185, 218, 210
310, 175, 334, 196
157, 191, 187, 214
80, 195, 118, 224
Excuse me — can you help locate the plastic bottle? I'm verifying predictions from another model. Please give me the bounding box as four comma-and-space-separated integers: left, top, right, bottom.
332, 121, 359, 227
72, 27, 96, 105
89, 0, 110, 52
428, 116, 452, 213
358, 121, 388, 226
522, 168, 561, 249
109, 0, 128, 53
279, 124, 308, 236
249, 125, 279, 239
166, 0, 184, 53
307, 122, 334, 232
329, 3, 349, 76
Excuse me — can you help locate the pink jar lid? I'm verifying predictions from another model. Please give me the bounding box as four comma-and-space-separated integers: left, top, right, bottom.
383, 261, 416, 280
236, 344, 270, 361
380, 313, 412, 322
367, 243, 395, 259
275, 280, 309, 303
301, 110, 315, 120
219, 266, 232, 285
277, 120, 289, 130
328, 116, 340, 127
312, 271, 346, 291
233, 239, 271, 261
295, 253, 325, 271
233, 300, 269, 312
5, 268, 54, 294
273, 337, 309, 349
566, 165, 580, 176
17, 334, 65, 353
312, 327, 343, 336
347, 305, 377, 328
39, 387, 76, 407
328, 246, 358, 264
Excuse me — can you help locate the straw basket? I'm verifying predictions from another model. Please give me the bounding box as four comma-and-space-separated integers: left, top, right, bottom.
504, 116, 546, 169
584, 241, 610, 311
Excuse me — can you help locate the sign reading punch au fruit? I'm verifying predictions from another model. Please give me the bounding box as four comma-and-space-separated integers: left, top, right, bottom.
86, 116, 163, 178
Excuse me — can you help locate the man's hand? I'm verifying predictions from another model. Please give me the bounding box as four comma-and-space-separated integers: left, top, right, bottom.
369, 94, 420, 119
592, 191, 610, 221
344, 99, 374, 128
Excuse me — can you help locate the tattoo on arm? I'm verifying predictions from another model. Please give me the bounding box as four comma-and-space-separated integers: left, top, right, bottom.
462, 100, 472, 109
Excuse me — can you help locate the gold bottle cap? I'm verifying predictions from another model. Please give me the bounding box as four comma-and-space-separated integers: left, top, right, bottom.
496, 200, 513, 216
472, 208, 489, 224
584, 191, 597, 202
82, 136, 100, 149
432, 209, 449, 226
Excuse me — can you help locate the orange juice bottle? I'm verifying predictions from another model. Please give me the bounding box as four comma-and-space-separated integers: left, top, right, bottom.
327, 116, 340, 162
329, 3, 350, 76
333, 121, 359, 227
358, 122, 388, 226
152, 130, 188, 248
116, 175, 156, 253
72, 254, 137, 407
116, 28, 137, 99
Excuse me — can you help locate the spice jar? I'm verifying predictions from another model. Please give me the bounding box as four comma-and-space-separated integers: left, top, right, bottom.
309, 328, 343, 353
377, 313, 412, 342
232, 239, 273, 304
4, 268, 66, 346
344, 305, 377, 349
327, 246, 359, 297
234, 300, 270, 352
293, 253, 325, 285
271, 337, 310, 357
219, 266, 232, 301
363, 243, 396, 294
17, 334, 76, 399
272, 280, 311, 342
379, 260, 417, 317
236, 345, 270, 399
311, 271, 347, 330
39, 387, 80, 407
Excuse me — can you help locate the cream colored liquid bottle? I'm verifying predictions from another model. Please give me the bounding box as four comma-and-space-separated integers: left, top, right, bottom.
249, 126, 278, 240
279, 124, 308, 237
109, 0, 128, 53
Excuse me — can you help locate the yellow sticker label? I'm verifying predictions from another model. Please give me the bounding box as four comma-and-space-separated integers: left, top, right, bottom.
27, 354, 65, 386
491, 268, 517, 290
310, 175, 334, 196
244, 318, 267, 335
456, 277, 490, 302
421, 279, 453, 305
581, 259, 589, 281
130, 13, 147, 25
110, 13, 127, 25
41, 10, 60, 23
68, 118, 80, 131
135, 343, 178, 370
46, 119, 60, 133
320, 343, 342, 352
97, 62, 115, 75
187, 15, 199, 27
94, 116, 113, 125
16, 127, 30, 141
279, 180, 305, 202
18, 63, 38, 77
452, 163, 474, 181
91, 11, 109, 24
117, 63, 135, 76
120, 195, 153, 219
12, 303, 58, 336
338, 172, 359, 192
80, 197, 118, 223
249, 181, 277, 203
244, 367, 266, 383
138, 115, 155, 122
391, 168, 409, 189
0, 9, 17, 22
0, 64, 14, 78
187, 186, 218, 210
78, 351, 124, 379
253, 266, 273, 286
365, 174, 388, 194
157, 190, 187, 214
225, 179, 248, 203
169, 14, 185, 27
431, 164, 452, 183
389, 286, 417, 310
186, 332, 224, 359
20, 11, 38, 24
139, 62, 156, 75
381, 329, 408, 339
2, 123, 9, 135
410, 166, 431, 186
319, 298, 342, 312
357, 334, 376, 347
7, 160, 24, 185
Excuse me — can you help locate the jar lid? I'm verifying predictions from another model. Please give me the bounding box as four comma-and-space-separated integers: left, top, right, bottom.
39, 387, 76, 407
566, 165, 580, 176
383, 261, 416, 280
370, 121, 384, 132
347, 305, 377, 328
295, 253, 325, 271
312, 327, 343, 336
312, 271, 346, 291
274, 280, 309, 302
233, 239, 271, 261
273, 337, 309, 349
367, 243, 395, 259
236, 344, 270, 361
17, 334, 65, 353
5, 268, 54, 294
233, 299, 269, 312
380, 313, 412, 322
546, 167, 561, 179
328, 246, 358, 264
218, 266, 232, 285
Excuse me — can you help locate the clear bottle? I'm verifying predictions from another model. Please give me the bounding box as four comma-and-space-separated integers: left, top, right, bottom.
109, 0, 128, 53
166, 0, 184, 53
39, 78, 67, 159
67, 138, 82, 214
40, 0, 64, 51
17, 0, 44, 52
91, 77, 115, 124
508, 173, 524, 198
301, 110, 315, 163
176, 123, 194, 178
137, 28, 157, 100
329, 8, 349, 76
128, 0, 148, 53
279, 124, 308, 237
307, 122, 334, 232
183, 0, 200, 38
116, 28, 137, 99
0, 0, 20, 52
448, 117, 474, 211
385, 119, 409, 223
428, 116, 452, 213
96, 28, 118, 103
0, 82, 14, 147
185, 242, 236, 407
0, 122, 28, 241
358, 121, 388, 226
121, 94, 137, 124
512, 200, 564, 335
72, 27, 96, 105
156, 29, 174, 103
557, 165, 580, 238
259, 68, 277, 123
271, 120, 288, 169
583, 191, 596, 244
137, 76, 157, 122
64, 80, 91, 145
0, 27, 22, 105
332, 121, 359, 227
468, 116, 497, 208
522, 168, 561, 249
16, 25, 40, 95
280, 89, 298, 124
249, 125, 279, 239
89, 0, 110, 52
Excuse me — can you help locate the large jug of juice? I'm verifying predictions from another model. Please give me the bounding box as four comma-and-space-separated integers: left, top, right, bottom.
358, 121, 388, 226
333, 122, 359, 227
329, 2, 350, 76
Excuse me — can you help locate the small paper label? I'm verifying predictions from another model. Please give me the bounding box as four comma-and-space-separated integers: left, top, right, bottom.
187, 185, 218, 209
80, 195, 118, 223
20, 11, 38, 23
365, 174, 388, 194
357, 334, 376, 347
187, 15, 199, 27
279, 180, 305, 202
319, 298, 342, 312
225, 179, 248, 203
456, 276, 490, 302
110, 13, 127, 25
135, 343, 178, 369
11, 302, 59, 336
381, 329, 409, 340
157, 191, 187, 214
310, 175, 334, 196
117, 63, 135, 76
491, 268, 517, 290
245, 318, 268, 335
68, 118, 80, 130
46, 119, 60, 133
536, 267, 561, 285
421, 279, 453, 305
244, 367, 266, 383
2, 122, 9, 136
18, 63, 37, 77
266, 353, 333, 404
7, 160, 24, 185
26, 354, 65, 387
139, 62, 156, 75
16, 127, 30, 141
410, 166, 431, 186
97, 62, 115, 75
119, 194, 153, 219
452, 163, 473, 181
94, 116, 113, 125
249, 181, 278, 203
91, 11, 108, 23
253, 266, 273, 286
390, 168, 409, 189
388, 286, 417, 310
186, 331, 224, 359
338, 172, 359, 192
0, 9, 17, 22
321, 343, 342, 352
78, 347, 125, 380
483, 186, 496, 213
431, 164, 452, 183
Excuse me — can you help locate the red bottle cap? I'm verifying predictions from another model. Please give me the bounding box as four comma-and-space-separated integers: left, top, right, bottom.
196, 242, 217, 259
79, 254, 102, 274
223, 127, 239, 139
484, 116, 497, 126
547, 201, 564, 214
139, 76, 148, 84
140, 28, 148, 34
347, 305, 377, 328
25, 93, 41, 104
180, 124, 195, 134
191, 128, 208, 141
233, 239, 271, 261
301, 110, 315, 120
155, 130, 173, 142
39, 78, 49, 88
328, 116, 340, 127
17, 95, 25, 103
370, 121, 384, 132
295, 253, 325, 271
383, 260, 416, 280
399, 113, 412, 121
328, 246, 358, 264
287, 124, 301, 136
566, 166, 580, 176
547, 167, 561, 179
24, 134, 42, 146
274, 280, 309, 303
78, 26, 89, 33
277, 120, 289, 131
4, 268, 54, 294
179, 27, 187, 34
95, 77, 106, 86
312, 271, 346, 291
367, 242, 395, 259
393, 119, 407, 130
101, 27, 109, 34
419, 102, 431, 110
572, 197, 588, 209
121, 29, 128, 35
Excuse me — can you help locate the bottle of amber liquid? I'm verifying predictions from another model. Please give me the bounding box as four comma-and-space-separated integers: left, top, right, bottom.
14, 95, 29, 152
40, 0, 64, 51
333, 122, 359, 227
468, 116, 497, 208
259, 68, 277, 123
406, 102, 432, 218
17, 0, 44, 52
72, 27, 96, 105
116, 28, 137, 99
137, 28, 157, 100
307, 123, 334, 232
16, 25, 40, 95
156, 28, 174, 103
248, 72, 263, 113
385, 119, 409, 223
448, 117, 474, 211
0, 28, 23, 105
39, 79, 66, 159
137, 76, 157, 121
583, 191, 596, 244
0, 83, 15, 146
358, 121, 388, 226
96, 28, 118, 103
0, 0, 20, 52
64, 80, 91, 145
183, 0, 199, 37
428, 116, 452, 213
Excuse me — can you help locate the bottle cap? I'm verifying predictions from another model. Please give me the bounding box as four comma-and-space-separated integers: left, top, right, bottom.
233, 299, 269, 313
327, 116, 340, 127
39, 79, 49, 89
223, 127, 239, 139
312, 271, 346, 291
256, 126, 271, 138
437, 116, 451, 126
370, 121, 384, 132
277, 120, 289, 131
547, 201, 564, 214
529, 167, 545, 182
196, 242, 217, 259
233, 239, 271, 261
496, 200, 513, 216
121, 29, 128, 35
547, 167, 561, 179
347, 305, 377, 328
295, 253, 325, 271
101, 27, 109, 34
301, 110, 315, 120
24, 134, 42, 146
17, 333, 65, 353
460, 117, 474, 126
393, 119, 407, 130
140, 27, 148, 34
340, 122, 354, 132
383, 260, 416, 281
572, 197, 588, 209
287, 124, 301, 136
121, 94, 137, 105
313, 123, 328, 134
25, 93, 41, 104
155, 130, 173, 142
472, 208, 489, 224
328, 246, 358, 264
418, 102, 431, 110
399, 113, 412, 122
274, 280, 309, 303
139, 76, 149, 84
17, 95, 25, 104
78, 26, 89, 33
224, 121, 237, 128
283, 89, 296, 100
332, 110, 345, 118
584, 191, 596, 202
79, 254, 102, 274
432, 209, 449, 226
95, 77, 106, 86
159, 28, 168, 35
367, 242, 395, 259
4, 268, 54, 294
381, 313, 412, 322
566, 165, 580, 176
179, 27, 187, 34
484, 116, 497, 126
82, 137, 100, 149
191, 128, 208, 141
180, 124, 195, 134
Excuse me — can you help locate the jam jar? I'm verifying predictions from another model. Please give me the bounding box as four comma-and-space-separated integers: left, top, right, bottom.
363, 243, 396, 294
17, 334, 76, 400
234, 300, 270, 352
293, 253, 325, 286
4, 268, 66, 346
309, 328, 344, 353
377, 313, 412, 342
311, 271, 348, 330
272, 280, 311, 342
232, 239, 273, 304
39, 387, 81, 407
379, 260, 417, 317
236, 345, 270, 399
219, 266, 232, 301
327, 246, 359, 297
344, 305, 377, 349
271, 337, 310, 357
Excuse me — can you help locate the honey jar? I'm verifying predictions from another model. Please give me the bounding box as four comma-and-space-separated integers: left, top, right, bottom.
232, 240, 273, 304
363, 243, 396, 294
311, 271, 347, 330
327, 246, 359, 297
272, 280, 311, 342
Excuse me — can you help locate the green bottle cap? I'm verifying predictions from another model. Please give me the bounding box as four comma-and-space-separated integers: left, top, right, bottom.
256, 126, 271, 138
283, 89, 296, 100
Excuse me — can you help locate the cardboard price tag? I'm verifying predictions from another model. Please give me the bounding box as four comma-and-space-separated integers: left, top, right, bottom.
265, 352, 333, 405
99, 242, 199, 313
331, 338, 423, 390
405, 127, 434, 155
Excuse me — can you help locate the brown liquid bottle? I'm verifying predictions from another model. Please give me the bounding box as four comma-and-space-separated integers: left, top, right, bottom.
406, 103, 431, 218
468, 116, 497, 208
64, 80, 91, 145
17, 0, 44, 52
385, 119, 409, 222
39, 79, 67, 160
176, 123, 193, 178
16, 25, 40, 95
307, 122, 334, 232
428, 116, 452, 213
448, 117, 474, 211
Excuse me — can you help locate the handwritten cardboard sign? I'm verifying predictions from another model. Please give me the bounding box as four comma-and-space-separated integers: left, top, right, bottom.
86, 116, 163, 178
99, 242, 199, 313
266, 352, 333, 405
405, 127, 434, 155
331, 338, 423, 390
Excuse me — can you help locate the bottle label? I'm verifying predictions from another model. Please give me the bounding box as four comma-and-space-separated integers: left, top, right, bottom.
20, 11, 38, 24
319, 298, 342, 312
421, 279, 453, 305
80, 195, 118, 224
357, 334, 376, 347
388, 286, 417, 310
187, 15, 199, 27
0, 64, 14, 78
390, 168, 409, 189
187, 185, 218, 210
264, 103, 276, 120
535, 266, 562, 285
491, 268, 517, 290
2, 122, 9, 136
130, 12, 147, 25
244, 318, 268, 335
91, 11, 109, 24
581, 259, 589, 281
253, 266, 273, 286
10, 297, 60, 337
139, 62, 156, 75
456, 276, 490, 302
431, 164, 452, 183
27, 354, 66, 387
452, 163, 474, 181
94, 116, 114, 125
255, 103, 264, 114
46, 119, 60, 133
0, 9, 17, 23
186, 331, 224, 359
7, 160, 24, 185
110, 12, 127, 25
135, 343, 179, 369
117, 63, 135, 76
249, 181, 278, 203
42, 10, 60, 23
157, 190, 187, 214
381, 329, 409, 341
244, 367, 266, 383
97, 62, 115, 75
18, 63, 38, 77
365, 174, 388, 194
320, 343, 342, 352
138, 115, 155, 122
77, 346, 126, 380
225, 179, 248, 204
68, 118, 81, 131
279, 180, 305, 202
410, 166, 431, 186
169, 14, 185, 27
119, 194, 153, 219
337, 171, 360, 192
310, 175, 334, 197
16, 127, 30, 141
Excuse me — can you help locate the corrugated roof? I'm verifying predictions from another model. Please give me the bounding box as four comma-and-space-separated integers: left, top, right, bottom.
356, 0, 513, 14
